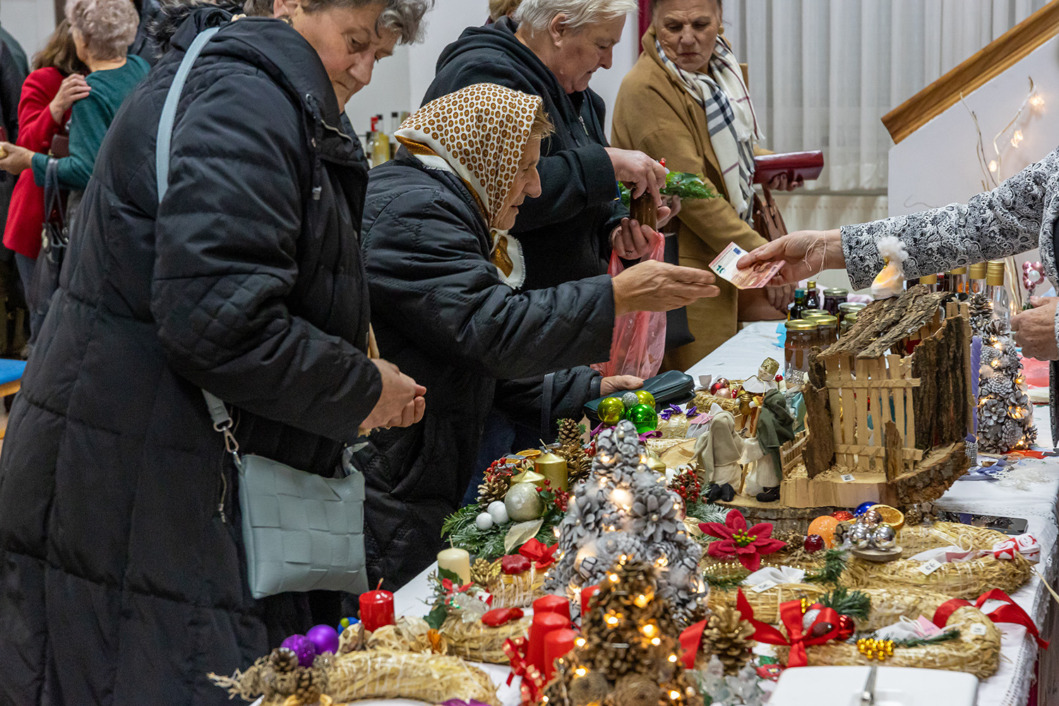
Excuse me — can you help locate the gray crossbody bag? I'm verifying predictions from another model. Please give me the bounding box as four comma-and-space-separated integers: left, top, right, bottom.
156, 26, 368, 599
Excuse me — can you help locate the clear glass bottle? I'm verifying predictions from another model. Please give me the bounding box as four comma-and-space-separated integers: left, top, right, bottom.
839, 310, 859, 338
919, 274, 938, 292
986, 260, 1011, 324
784, 319, 818, 388
948, 267, 968, 296
968, 262, 987, 295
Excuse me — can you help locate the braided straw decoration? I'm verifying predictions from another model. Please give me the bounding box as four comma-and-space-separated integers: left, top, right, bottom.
843, 522, 1032, 599
441, 615, 531, 664
774, 588, 1001, 680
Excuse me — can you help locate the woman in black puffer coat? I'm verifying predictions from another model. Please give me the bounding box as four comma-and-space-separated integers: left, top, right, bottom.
361, 84, 718, 589
0, 1, 429, 703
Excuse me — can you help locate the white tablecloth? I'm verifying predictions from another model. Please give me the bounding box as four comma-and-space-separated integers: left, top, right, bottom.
386, 321, 1057, 706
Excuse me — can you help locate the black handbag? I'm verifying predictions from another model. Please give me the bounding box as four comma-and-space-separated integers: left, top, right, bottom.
30, 157, 68, 317
583, 369, 695, 423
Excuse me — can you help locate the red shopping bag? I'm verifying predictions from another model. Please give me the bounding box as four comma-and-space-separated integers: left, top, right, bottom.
592, 232, 667, 379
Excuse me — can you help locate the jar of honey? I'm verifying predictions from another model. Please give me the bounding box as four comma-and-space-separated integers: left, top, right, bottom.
784, 319, 818, 388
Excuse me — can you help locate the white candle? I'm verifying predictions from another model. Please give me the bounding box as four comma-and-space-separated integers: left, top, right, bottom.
437, 547, 471, 584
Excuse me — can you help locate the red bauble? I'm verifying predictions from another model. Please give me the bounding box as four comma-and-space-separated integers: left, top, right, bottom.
775, 374, 783, 382
832, 510, 855, 522
803, 534, 825, 553
836, 614, 856, 641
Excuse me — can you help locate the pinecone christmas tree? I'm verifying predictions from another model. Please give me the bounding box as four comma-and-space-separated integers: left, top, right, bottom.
545, 421, 707, 626
541, 559, 703, 706
977, 319, 1036, 452
556, 418, 592, 485
699, 606, 754, 675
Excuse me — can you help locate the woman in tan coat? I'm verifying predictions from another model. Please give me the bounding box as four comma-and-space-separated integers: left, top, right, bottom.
612, 0, 795, 371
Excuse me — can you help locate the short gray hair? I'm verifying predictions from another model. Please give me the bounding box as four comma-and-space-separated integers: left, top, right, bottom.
65, 0, 139, 60
299, 0, 433, 44
515, 0, 636, 33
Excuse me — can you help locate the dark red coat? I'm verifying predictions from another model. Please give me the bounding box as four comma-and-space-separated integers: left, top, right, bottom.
2, 66, 71, 258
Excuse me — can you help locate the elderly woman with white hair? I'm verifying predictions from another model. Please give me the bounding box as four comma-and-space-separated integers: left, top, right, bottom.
0, 0, 147, 192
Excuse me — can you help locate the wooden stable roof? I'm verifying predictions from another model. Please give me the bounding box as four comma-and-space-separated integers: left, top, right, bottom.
820, 285, 952, 360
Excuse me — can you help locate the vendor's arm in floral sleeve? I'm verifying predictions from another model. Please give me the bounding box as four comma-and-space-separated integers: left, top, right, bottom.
841, 149, 1058, 289
633, 125, 766, 255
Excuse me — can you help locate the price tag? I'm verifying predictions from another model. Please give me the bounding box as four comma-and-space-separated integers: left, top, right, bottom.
840, 474, 855, 483
752, 580, 778, 593
970, 623, 988, 636
918, 559, 943, 575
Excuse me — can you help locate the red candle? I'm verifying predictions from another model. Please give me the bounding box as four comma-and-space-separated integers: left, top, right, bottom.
358, 589, 395, 632
533, 594, 570, 622
580, 585, 600, 619
543, 628, 577, 681
527, 612, 570, 673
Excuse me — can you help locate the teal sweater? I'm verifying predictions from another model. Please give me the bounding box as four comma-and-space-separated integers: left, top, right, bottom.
32, 55, 148, 190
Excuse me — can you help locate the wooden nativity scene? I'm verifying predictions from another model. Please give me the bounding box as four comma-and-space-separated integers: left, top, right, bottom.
665, 284, 977, 516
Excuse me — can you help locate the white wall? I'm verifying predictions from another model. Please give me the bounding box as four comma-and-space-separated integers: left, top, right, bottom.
1, 0, 57, 59
887, 35, 1059, 300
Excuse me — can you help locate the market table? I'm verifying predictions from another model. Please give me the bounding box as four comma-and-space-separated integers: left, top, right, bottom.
388, 321, 1059, 706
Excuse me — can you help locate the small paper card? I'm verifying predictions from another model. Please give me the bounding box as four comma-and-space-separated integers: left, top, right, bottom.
752, 580, 778, 593
915, 616, 942, 637
970, 623, 988, 636
840, 474, 855, 483
709, 242, 783, 289
918, 559, 943, 575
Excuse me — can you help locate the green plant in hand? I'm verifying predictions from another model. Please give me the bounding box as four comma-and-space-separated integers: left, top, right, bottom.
619, 171, 718, 207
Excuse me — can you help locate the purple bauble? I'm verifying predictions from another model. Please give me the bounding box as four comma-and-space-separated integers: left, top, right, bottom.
306, 624, 340, 655
280, 634, 318, 668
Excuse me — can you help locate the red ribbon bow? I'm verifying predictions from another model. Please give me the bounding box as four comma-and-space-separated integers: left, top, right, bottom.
504, 637, 545, 704
519, 538, 559, 569
933, 588, 1048, 650
678, 590, 841, 669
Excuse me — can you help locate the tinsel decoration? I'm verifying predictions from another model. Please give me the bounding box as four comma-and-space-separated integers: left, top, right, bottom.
556, 418, 592, 484
541, 559, 703, 706
699, 606, 755, 675
544, 421, 707, 626
976, 319, 1036, 452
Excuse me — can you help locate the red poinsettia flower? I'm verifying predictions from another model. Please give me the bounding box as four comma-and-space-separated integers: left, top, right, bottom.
699, 509, 785, 572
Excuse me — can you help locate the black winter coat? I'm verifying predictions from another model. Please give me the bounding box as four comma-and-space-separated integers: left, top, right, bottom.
361, 153, 614, 588
423, 17, 627, 290
0, 11, 381, 705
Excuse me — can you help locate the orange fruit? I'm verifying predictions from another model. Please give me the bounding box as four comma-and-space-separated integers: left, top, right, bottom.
870, 504, 905, 531
807, 515, 840, 548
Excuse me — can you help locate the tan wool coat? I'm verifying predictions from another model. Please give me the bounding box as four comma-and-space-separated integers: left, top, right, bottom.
611, 28, 776, 372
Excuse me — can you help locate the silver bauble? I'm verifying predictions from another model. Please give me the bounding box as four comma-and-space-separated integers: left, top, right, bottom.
871, 525, 896, 550
621, 391, 640, 409
504, 481, 543, 521
849, 524, 872, 549
861, 509, 882, 527
834, 521, 853, 546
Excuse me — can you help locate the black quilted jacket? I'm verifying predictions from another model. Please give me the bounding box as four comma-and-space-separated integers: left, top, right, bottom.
360, 153, 614, 589
0, 10, 381, 704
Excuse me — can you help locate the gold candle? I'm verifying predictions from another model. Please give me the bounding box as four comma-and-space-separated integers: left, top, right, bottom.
535, 451, 568, 492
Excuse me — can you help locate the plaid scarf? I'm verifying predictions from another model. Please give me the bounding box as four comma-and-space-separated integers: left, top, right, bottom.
656, 36, 762, 221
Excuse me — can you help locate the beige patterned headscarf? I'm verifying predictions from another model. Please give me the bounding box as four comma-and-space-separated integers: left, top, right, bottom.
395, 83, 543, 288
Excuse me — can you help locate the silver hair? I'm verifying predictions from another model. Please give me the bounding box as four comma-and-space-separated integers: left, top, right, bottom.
298, 0, 433, 44
514, 0, 636, 34
65, 0, 139, 60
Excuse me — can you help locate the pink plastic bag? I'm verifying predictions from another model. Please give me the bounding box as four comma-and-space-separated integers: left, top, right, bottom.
592, 232, 667, 379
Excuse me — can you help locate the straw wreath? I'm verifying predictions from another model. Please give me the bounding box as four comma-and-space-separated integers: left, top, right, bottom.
843, 522, 1032, 599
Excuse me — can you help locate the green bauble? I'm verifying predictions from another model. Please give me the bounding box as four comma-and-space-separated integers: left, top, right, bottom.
626, 403, 659, 433
634, 390, 656, 408
598, 397, 625, 425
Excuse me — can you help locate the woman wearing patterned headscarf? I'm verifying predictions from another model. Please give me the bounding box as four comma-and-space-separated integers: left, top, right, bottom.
612, 0, 800, 371
360, 82, 719, 587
